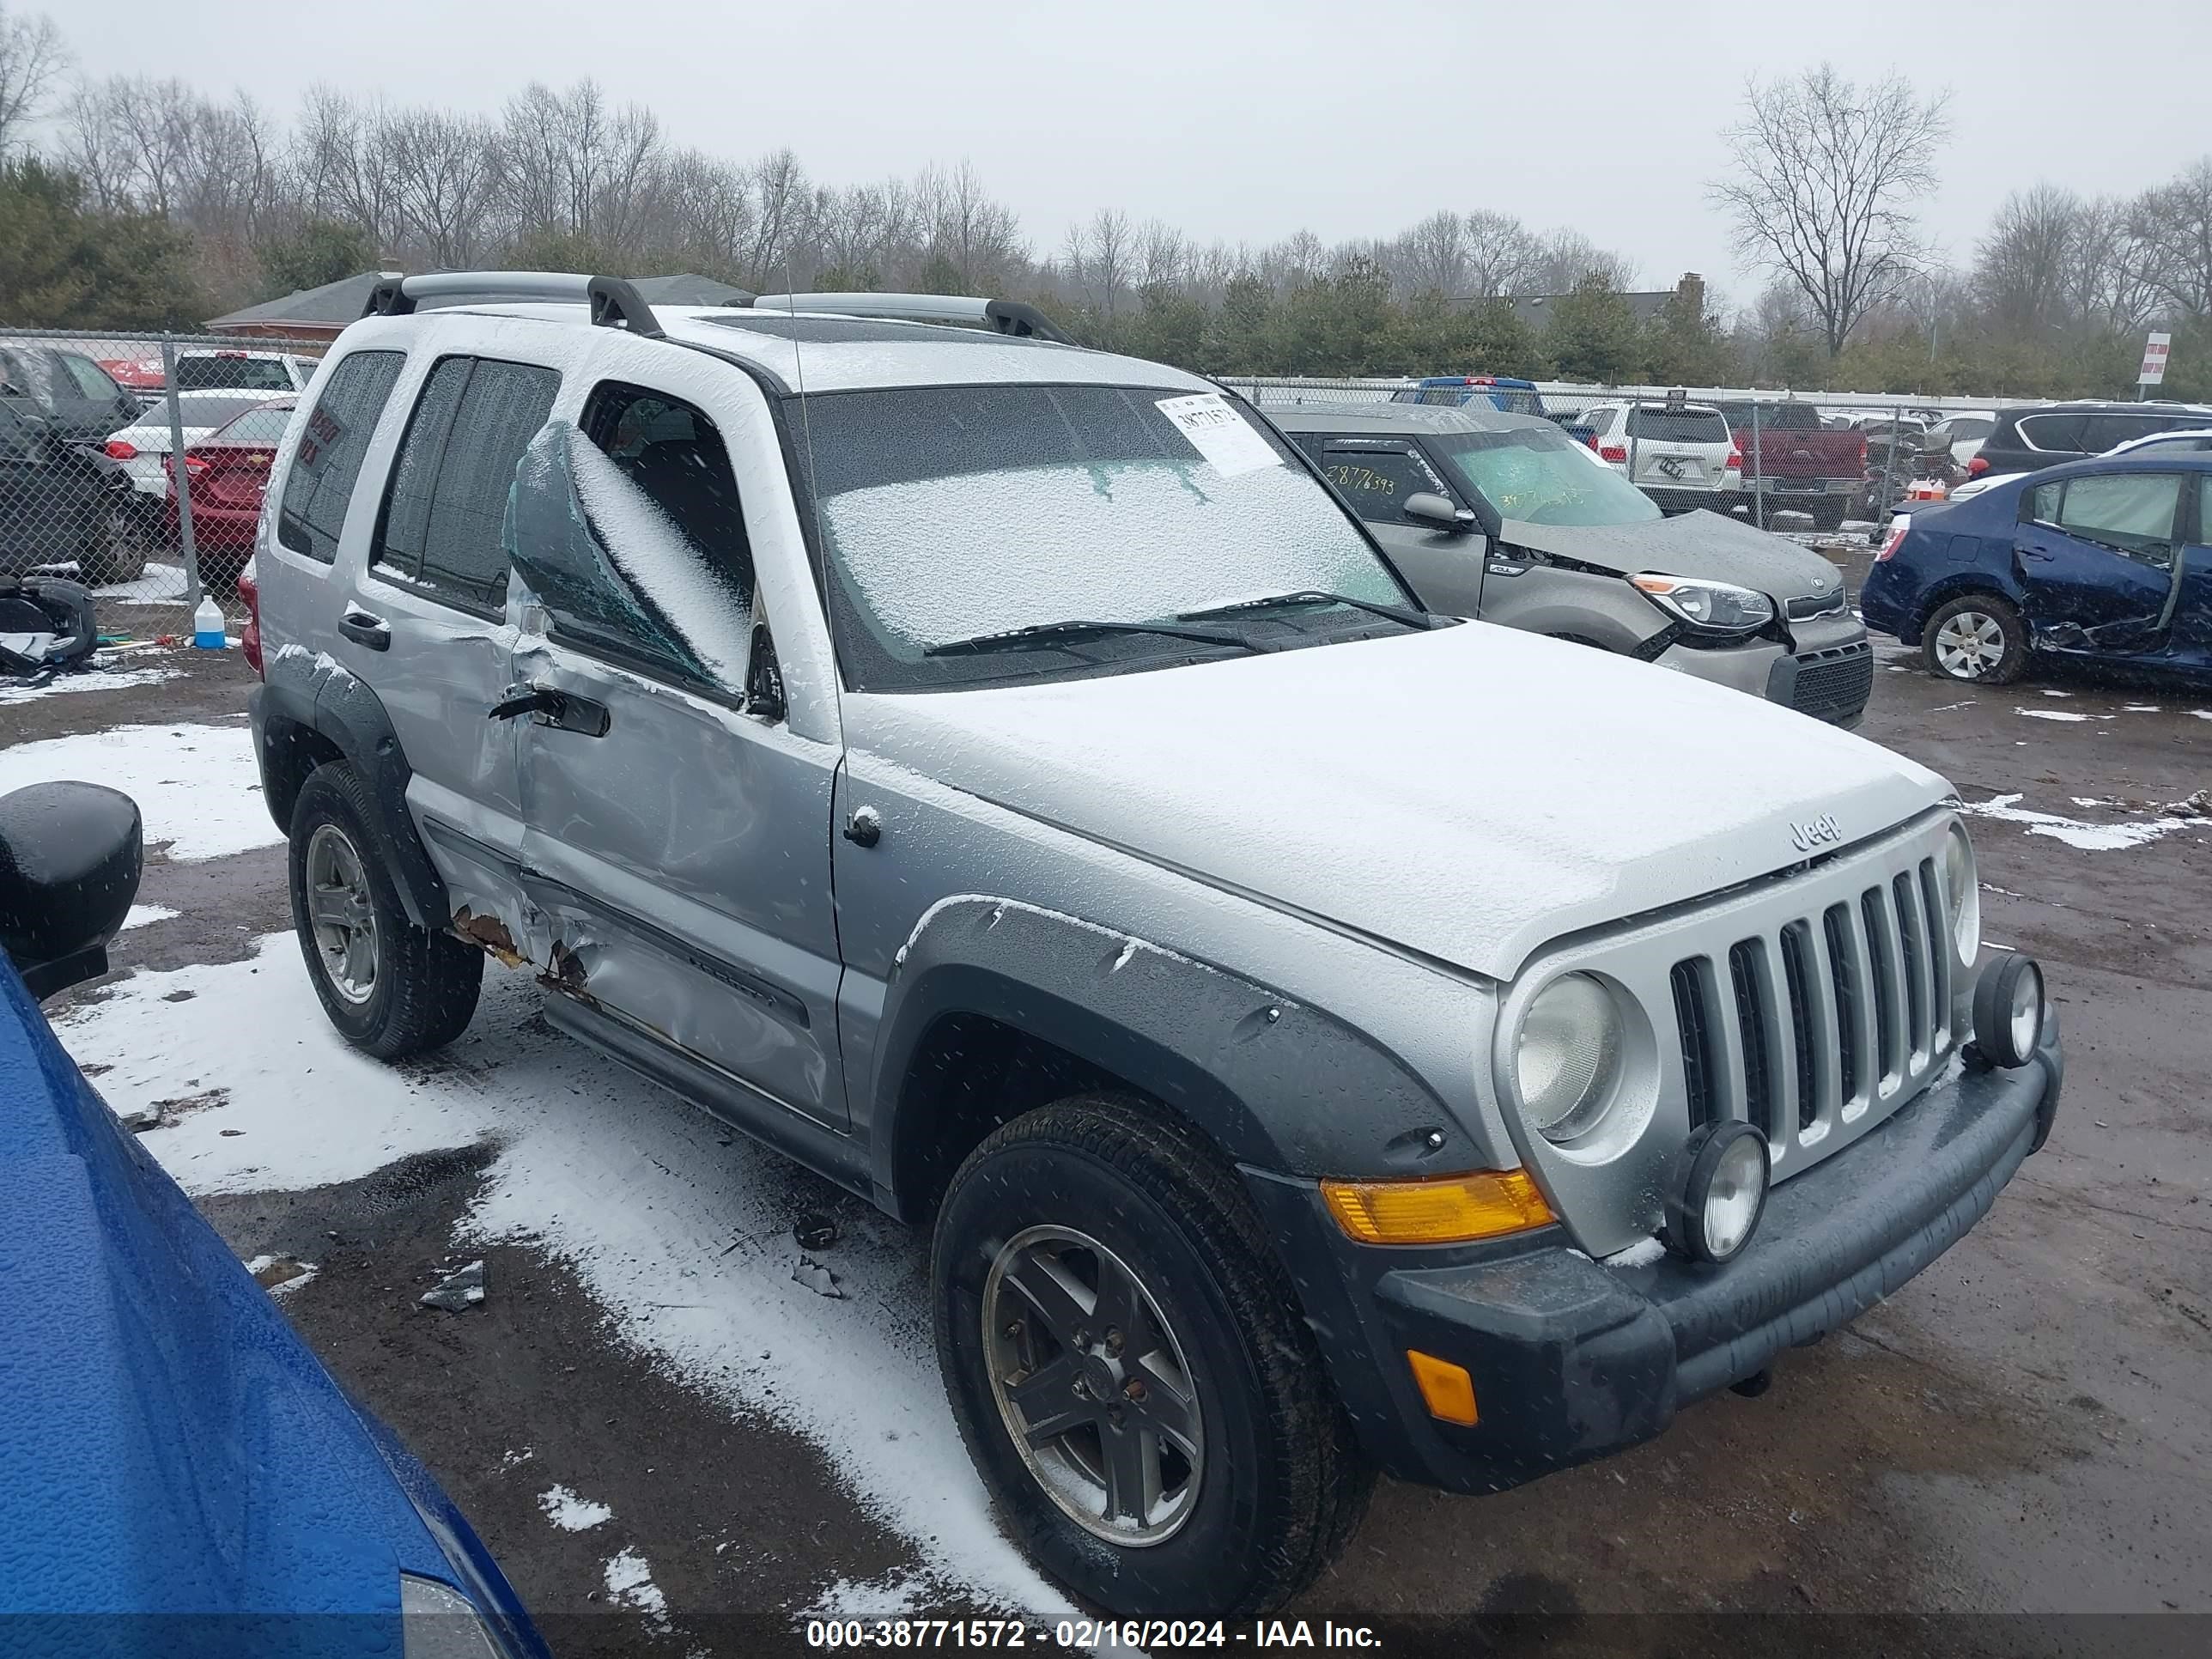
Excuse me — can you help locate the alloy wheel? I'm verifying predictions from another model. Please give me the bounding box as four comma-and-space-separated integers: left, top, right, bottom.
304, 823, 380, 1005
981, 1224, 1204, 1546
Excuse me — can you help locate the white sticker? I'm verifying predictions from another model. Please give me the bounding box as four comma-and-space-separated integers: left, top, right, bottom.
1154, 392, 1282, 478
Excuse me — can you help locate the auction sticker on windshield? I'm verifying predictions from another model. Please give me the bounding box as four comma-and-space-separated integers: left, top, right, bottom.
1156, 392, 1281, 477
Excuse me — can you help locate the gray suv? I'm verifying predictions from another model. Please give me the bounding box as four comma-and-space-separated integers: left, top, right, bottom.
1274, 403, 1875, 725
246, 274, 2063, 1619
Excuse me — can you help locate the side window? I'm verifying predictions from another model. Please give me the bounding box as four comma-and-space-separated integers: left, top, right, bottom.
374, 356, 560, 608
278, 349, 405, 563
2028, 482, 2063, 526
510, 380, 755, 690
60, 354, 124, 402
2016, 413, 2087, 453
2080, 413, 2172, 452
1321, 444, 1445, 524
2051, 473, 2183, 565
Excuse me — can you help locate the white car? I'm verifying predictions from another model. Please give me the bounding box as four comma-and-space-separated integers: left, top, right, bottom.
1925, 410, 1997, 470
2103, 426, 2212, 459
104, 391, 289, 497
170, 349, 317, 398
1578, 400, 1741, 512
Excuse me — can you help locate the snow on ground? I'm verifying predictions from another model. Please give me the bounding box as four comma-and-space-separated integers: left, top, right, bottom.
2017, 709, 2088, 723
95, 562, 189, 604
1958, 792, 2203, 853
0, 722, 275, 861
57, 939, 1075, 1617
0, 665, 182, 705
538, 1485, 613, 1533
601, 1547, 670, 1629
121, 903, 177, 930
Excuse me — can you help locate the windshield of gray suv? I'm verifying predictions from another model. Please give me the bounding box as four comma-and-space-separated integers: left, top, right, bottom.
790, 383, 1412, 690
1431, 428, 1662, 527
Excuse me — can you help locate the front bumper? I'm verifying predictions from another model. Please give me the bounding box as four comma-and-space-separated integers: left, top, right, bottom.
1243, 1018, 2061, 1495
1654, 616, 1872, 726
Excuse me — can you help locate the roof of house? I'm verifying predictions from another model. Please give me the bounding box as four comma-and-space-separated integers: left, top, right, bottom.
1506, 290, 1675, 331
207, 271, 756, 331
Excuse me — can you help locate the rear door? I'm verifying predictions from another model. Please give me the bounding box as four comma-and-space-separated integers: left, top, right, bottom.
347, 351, 556, 912
506, 361, 848, 1128
1313, 437, 1484, 615
2015, 471, 2185, 650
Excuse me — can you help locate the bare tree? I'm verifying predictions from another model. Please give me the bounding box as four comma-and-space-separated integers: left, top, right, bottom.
0, 4, 65, 155
1462, 210, 1542, 298
1710, 64, 1951, 357
2133, 158, 2212, 319
1075, 207, 1133, 315
1526, 228, 1638, 295
1390, 210, 1470, 297
387, 107, 500, 266
1974, 183, 2082, 332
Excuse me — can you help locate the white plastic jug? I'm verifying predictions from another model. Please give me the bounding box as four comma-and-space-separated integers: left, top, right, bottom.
192, 596, 227, 650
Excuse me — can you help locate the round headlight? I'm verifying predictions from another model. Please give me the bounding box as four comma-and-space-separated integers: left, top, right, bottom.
1971, 951, 2045, 1068
1943, 823, 1980, 963
1514, 973, 1624, 1142
1663, 1121, 1771, 1264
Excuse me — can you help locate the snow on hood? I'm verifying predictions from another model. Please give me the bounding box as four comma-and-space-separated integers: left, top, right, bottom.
1498, 508, 1845, 600
849, 623, 1949, 981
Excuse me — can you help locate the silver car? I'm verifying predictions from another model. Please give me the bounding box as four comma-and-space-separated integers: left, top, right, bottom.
246, 276, 2063, 1623
1273, 403, 1874, 725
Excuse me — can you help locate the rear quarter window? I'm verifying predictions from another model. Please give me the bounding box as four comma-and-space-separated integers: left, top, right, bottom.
277, 350, 405, 563
2015, 413, 2087, 453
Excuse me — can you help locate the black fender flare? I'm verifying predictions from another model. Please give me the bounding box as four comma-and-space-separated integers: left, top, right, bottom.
871, 896, 1481, 1205
249, 659, 449, 932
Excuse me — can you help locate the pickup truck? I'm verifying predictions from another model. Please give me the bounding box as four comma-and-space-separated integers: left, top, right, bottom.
1712, 399, 1864, 530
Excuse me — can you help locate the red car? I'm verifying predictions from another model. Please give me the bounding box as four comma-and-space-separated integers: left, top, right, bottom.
163, 397, 295, 556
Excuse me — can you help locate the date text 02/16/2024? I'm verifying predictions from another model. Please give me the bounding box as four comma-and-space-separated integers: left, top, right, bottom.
804, 1620, 1382, 1649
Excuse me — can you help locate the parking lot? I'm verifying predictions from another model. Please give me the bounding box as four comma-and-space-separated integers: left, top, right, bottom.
7, 557, 2208, 1658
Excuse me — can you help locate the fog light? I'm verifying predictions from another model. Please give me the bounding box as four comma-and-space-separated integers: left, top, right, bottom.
1663, 1121, 1770, 1265
1971, 951, 2045, 1068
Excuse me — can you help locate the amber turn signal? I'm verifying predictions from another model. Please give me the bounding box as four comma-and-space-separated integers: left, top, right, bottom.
1407, 1350, 1479, 1425
1320, 1168, 1554, 1246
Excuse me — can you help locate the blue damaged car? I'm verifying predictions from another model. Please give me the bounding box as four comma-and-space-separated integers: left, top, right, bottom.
0, 780, 548, 1659
1859, 452, 2212, 687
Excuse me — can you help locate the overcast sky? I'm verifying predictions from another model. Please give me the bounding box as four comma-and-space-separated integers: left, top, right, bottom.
57, 0, 2212, 298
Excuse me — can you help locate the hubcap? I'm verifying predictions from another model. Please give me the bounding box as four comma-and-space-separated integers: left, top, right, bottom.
305, 823, 379, 1005
1933, 611, 2005, 678
981, 1224, 1203, 1547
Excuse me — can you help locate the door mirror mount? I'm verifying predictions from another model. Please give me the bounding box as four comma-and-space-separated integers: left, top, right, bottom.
1403, 490, 1475, 533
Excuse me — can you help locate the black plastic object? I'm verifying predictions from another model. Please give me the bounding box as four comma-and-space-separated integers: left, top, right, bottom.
587, 276, 665, 339
0, 781, 143, 999
1970, 951, 2045, 1069
0, 577, 99, 678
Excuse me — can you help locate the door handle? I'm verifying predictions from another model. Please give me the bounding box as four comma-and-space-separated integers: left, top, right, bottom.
338, 609, 390, 650
489, 682, 610, 737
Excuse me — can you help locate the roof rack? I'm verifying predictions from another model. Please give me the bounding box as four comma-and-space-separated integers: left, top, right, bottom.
745, 292, 1077, 345
361, 271, 665, 338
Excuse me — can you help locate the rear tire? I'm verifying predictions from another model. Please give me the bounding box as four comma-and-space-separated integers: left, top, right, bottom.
1922, 592, 2027, 684
933, 1097, 1371, 1619
79, 501, 147, 586
288, 762, 482, 1058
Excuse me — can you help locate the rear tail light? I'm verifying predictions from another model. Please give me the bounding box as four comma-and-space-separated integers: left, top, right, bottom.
105, 439, 137, 460
1877, 514, 1911, 561
1855, 435, 1869, 469
237, 564, 264, 678
1724, 441, 1743, 471
1967, 454, 1989, 477
1599, 444, 1628, 464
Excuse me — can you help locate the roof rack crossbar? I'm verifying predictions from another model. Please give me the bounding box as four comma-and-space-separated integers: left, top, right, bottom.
745, 291, 1077, 346
362, 270, 664, 337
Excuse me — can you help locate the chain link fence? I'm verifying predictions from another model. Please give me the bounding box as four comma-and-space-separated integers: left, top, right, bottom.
1232, 376, 2027, 539
2, 329, 325, 617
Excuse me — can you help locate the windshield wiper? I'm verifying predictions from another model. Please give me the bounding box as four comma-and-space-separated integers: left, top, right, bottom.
922, 617, 1266, 658
1176, 589, 1437, 629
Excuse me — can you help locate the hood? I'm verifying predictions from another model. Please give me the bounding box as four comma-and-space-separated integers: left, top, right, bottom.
0, 963, 453, 1620
851, 623, 1949, 981
1498, 509, 1844, 601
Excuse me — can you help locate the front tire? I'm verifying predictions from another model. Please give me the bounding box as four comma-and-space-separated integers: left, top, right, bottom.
933, 1097, 1371, 1618
1922, 592, 2027, 684
288, 763, 483, 1058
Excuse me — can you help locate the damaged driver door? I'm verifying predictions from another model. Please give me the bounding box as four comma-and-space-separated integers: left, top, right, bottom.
502, 369, 847, 1132
2014, 471, 2185, 655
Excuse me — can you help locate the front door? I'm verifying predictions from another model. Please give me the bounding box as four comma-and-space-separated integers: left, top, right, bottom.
506, 374, 847, 1128
2015, 471, 2185, 652
1310, 438, 1486, 616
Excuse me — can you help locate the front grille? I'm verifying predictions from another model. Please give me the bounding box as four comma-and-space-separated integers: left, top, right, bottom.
1665, 853, 1953, 1180
1785, 588, 1848, 621
1792, 640, 1875, 724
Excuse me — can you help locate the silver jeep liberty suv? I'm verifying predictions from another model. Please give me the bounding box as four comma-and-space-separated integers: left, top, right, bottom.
246, 273, 2063, 1619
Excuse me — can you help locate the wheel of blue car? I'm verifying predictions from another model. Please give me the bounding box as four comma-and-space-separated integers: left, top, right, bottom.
932, 1096, 1371, 1618
1922, 592, 2027, 684
287, 763, 483, 1059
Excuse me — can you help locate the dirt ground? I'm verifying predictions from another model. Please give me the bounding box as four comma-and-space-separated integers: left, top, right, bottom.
10, 580, 2210, 1658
